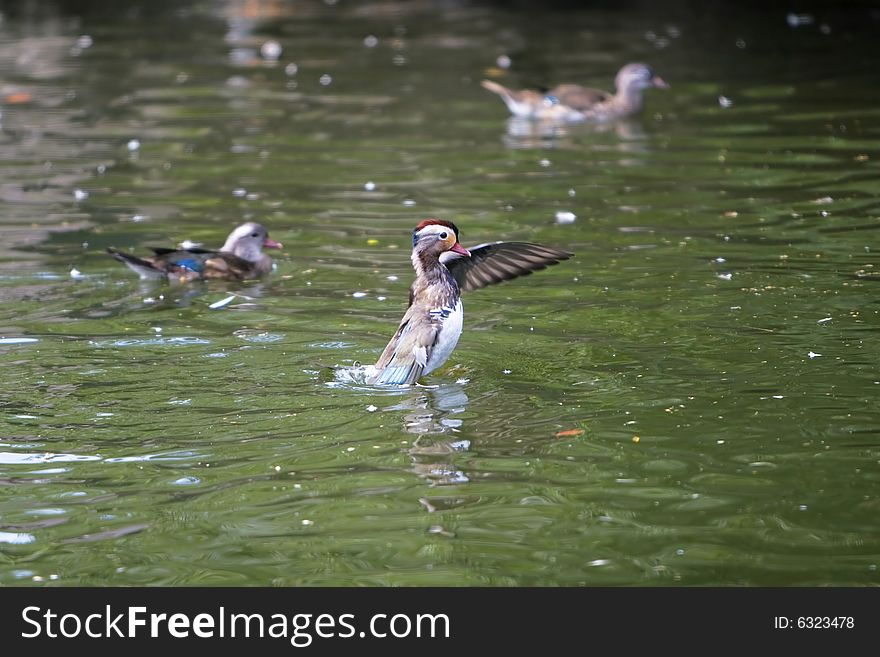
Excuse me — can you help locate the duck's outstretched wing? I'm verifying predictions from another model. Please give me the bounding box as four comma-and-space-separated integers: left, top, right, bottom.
441, 241, 572, 293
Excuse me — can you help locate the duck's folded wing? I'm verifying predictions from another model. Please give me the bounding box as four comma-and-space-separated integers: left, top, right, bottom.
150, 247, 217, 256
549, 84, 610, 111
201, 253, 257, 280
367, 311, 437, 386
442, 241, 573, 293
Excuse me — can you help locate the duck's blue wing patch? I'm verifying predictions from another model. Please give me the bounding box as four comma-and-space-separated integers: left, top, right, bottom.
171, 257, 205, 273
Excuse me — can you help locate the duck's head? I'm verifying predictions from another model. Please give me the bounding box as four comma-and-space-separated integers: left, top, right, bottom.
412, 219, 470, 259
615, 63, 669, 94
221, 222, 283, 261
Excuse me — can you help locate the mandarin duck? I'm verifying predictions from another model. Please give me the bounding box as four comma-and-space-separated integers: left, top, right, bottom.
107, 222, 282, 282
481, 62, 668, 122
365, 219, 572, 385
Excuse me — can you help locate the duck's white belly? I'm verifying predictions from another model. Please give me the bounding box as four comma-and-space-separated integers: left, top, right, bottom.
424, 300, 463, 376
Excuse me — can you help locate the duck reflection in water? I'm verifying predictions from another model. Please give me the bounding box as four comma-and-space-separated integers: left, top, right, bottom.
381, 383, 472, 486
501, 116, 650, 152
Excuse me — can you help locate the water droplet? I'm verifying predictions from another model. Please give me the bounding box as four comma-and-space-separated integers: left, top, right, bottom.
364, 181, 376, 191
319, 74, 332, 86
496, 54, 511, 69
127, 139, 140, 151
364, 35, 378, 48
73, 189, 89, 201
260, 40, 282, 60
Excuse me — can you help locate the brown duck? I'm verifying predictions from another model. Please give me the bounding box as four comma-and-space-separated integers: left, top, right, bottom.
107, 222, 282, 282
481, 62, 668, 122
365, 219, 572, 385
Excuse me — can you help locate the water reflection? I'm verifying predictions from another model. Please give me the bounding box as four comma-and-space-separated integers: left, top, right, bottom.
500, 116, 651, 151
383, 383, 472, 486
74, 278, 272, 319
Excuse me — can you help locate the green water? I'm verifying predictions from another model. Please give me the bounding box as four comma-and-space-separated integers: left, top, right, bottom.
1, 0, 879, 586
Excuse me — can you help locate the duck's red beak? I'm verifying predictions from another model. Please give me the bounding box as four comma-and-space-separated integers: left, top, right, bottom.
450, 242, 471, 257
652, 76, 670, 89
263, 237, 283, 249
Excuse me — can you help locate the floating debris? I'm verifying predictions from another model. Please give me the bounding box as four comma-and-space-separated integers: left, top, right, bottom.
808, 351, 822, 359
69, 268, 85, 280
366, 405, 378, 412
364, 35, 379, 48
555, 211, 577, 225
496, 54, 511, 69
127, 139, 140, 151
718, 95, 733, 108
352, 291, 367, 298
73, 189, 89, 201
208, 295, 236, 310
364, 181, 376, 191
319, 74, 332, 86
555, 428, 585, 438
817, 317, 832, 323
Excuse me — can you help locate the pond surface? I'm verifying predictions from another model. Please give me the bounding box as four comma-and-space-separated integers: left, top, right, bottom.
1, 0, 879, 586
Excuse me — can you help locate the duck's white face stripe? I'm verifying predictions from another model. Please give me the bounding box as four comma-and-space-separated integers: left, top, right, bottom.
414, 224, 456, 246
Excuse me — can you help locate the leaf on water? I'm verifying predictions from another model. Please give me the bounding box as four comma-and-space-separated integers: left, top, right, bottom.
4, 92, 32, 104
555, 428, 585, 438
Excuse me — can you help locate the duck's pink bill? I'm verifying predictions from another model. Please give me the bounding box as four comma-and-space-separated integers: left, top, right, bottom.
450, 243, 471, 257
263, 238, 283, 249
653, 76, 670, 89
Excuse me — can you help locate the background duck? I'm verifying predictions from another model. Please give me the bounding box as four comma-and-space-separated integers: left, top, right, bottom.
107, 221, 282, 282
481, 62, 668, 122
366, 219, 572, 386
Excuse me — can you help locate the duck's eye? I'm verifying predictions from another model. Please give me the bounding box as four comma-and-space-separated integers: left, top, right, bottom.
439, 232, 448, 239
251, 233, 259, 238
